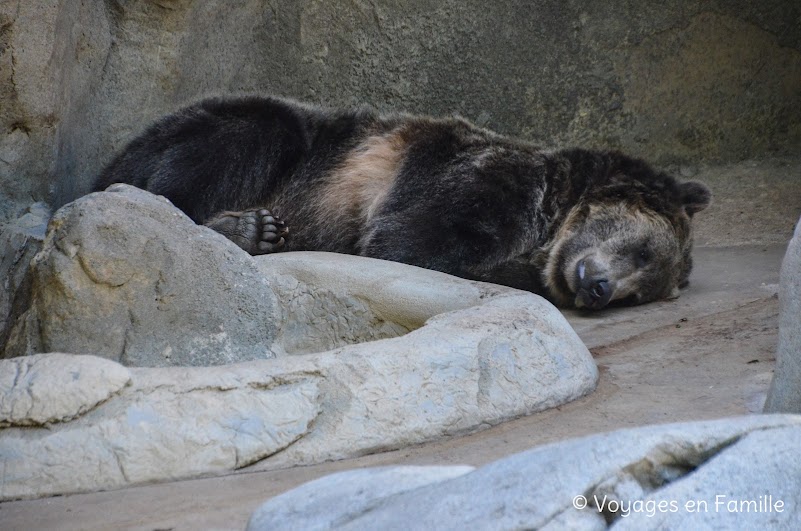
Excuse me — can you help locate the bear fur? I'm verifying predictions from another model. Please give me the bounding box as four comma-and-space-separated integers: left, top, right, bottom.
94, 96, 711, 310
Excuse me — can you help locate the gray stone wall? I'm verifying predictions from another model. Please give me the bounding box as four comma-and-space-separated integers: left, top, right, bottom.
1, 0, 799, 217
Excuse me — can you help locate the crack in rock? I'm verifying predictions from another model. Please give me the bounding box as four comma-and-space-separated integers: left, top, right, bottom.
587, 435, 745, 525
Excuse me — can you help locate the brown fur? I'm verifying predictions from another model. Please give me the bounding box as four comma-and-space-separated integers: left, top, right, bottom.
543, 202, 685, 307
93, 95, 712, 309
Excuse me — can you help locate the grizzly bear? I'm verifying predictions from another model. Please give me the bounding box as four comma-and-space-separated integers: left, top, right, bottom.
94, 96, 711, 310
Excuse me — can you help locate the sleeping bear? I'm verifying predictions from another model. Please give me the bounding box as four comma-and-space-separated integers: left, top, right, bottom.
94, 96, 711, 310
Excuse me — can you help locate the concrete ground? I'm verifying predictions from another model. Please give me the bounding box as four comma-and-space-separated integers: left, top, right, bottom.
2, 157, 799, 530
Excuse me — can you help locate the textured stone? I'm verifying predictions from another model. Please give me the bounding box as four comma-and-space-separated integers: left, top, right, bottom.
613, 424, 800, 529
254, 289, 598, 469
0, 353, 130, 427
765, 216, 801, 413
0, 1, 111, 220
257, 251, 512, 355
0, 358, 321, 501
0, 254, 596, 500
246, 466, 475, 531
3, 184, 280, 366
247, 415, 801, 530
0, 185, 598, 500
0, 202, 50, 349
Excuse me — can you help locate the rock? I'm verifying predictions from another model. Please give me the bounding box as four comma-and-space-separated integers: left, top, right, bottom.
0, 202, 51, 349
258, 253, 416, 356
257, 251, 513, 355
247, 415, 801, 530
765, 217, 801, 413
0, 2, 111, 218
0, 353, 130, 427
0, 252, 597, 500
3, 184, 280, 366
246, 466, 475, 531
254, 288, 598, 469
0, 356, 321, 501
0, 185, 597, 500
612, 424, 800, 529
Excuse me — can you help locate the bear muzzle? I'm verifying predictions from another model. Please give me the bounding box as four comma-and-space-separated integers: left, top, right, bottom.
575, 259, 614, 310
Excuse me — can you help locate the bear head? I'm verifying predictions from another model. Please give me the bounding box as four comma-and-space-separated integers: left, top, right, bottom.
543, 159, 711, 310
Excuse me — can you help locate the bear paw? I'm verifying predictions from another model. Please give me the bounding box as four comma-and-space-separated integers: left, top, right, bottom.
205, 208, 289, 255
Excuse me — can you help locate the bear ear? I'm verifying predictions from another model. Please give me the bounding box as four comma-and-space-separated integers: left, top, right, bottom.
679, 181, 711, 215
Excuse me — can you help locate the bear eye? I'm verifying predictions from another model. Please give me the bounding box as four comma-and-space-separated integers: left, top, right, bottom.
635, 248, 651, 268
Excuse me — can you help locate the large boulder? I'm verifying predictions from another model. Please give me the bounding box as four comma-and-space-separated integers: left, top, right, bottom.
248, 415, 801, 530
3, 184, 281, 366
0, 277, 596, 499
764, 217, 801, 413
0, 187, 598, 500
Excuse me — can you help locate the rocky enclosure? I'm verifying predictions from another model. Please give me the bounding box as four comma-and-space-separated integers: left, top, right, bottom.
1, 1, 799, 524
0, 186, 597, 500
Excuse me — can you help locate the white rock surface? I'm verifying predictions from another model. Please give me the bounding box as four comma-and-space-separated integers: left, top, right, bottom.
613, 424, 800, 529
3, 184, 280, 366
0, 360, 321, 501
248, 415, 801, 530
258, 251, 515, 356
255, 289, 597, 469
246, 466, 475, 531
764, 216, 801, 413
0, 353, 130, 427
0, 271, 596, 500
0, 189, 597, 501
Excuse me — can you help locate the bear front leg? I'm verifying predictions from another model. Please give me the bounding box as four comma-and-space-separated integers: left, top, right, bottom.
204, 208, 289, 255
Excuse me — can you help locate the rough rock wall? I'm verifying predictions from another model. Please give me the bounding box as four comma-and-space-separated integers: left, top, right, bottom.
764, 216, 801, 413
1, 0, 800, 217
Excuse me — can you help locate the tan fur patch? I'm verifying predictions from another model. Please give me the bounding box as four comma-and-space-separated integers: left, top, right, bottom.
316, 130, 406, 230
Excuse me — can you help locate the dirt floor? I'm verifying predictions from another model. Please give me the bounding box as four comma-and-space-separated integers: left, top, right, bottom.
1, 158, 799, 531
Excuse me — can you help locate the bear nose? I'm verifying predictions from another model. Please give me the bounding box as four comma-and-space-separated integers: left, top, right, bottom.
587, 279, 610, 302
576, 259, 613, 309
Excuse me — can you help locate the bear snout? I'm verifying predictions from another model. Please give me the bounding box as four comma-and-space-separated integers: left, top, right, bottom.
575, 259, 614, 310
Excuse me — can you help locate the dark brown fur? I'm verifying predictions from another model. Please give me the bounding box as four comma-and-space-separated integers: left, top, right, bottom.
95, 96, 711, 309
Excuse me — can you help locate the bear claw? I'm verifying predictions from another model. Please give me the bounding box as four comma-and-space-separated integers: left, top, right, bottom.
205, 208, 288, 255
